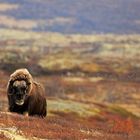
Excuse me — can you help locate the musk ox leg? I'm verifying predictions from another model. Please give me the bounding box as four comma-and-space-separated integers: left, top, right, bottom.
9, 106, 25, 114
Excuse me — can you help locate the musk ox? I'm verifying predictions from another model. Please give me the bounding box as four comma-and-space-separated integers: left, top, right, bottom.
7, 68, 47, 117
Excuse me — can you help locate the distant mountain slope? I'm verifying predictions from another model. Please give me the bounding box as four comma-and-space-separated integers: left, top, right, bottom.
0, 0, 140, 33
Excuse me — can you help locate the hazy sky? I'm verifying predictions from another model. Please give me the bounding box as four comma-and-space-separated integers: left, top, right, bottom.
0, 0, 139, 34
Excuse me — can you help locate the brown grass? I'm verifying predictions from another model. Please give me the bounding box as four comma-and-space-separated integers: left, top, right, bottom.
0, 111, 140, 140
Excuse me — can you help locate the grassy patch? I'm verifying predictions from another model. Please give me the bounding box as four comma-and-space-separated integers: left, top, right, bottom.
48, 99, 100, 117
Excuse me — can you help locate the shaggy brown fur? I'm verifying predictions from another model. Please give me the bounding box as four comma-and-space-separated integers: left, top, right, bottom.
7, 68, 47, 117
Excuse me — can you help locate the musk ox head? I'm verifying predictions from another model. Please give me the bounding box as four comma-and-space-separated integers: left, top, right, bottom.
7, 68, 33, 106
12, 80, 28, 105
